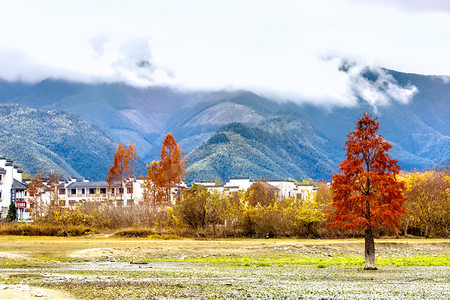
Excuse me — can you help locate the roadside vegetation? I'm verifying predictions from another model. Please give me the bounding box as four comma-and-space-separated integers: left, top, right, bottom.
2, 167, 447, 240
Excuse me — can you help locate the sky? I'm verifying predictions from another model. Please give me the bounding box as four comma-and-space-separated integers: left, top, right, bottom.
1, 0, 449, 107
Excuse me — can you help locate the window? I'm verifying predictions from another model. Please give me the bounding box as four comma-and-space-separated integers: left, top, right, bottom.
0, 191, 2, 200
71, 189, 76, 195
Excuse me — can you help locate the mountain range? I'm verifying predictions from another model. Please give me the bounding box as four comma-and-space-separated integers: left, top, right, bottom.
0, 68, 448, 181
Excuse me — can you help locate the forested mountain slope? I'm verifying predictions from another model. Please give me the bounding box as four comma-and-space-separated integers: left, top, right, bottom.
0, 104, 117, 179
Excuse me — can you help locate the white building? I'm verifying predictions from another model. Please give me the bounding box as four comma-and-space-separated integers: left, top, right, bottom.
223, 178, 253, 192
195, 178, 316, 200
0, 156, 27, 220
0, 155, 319, 221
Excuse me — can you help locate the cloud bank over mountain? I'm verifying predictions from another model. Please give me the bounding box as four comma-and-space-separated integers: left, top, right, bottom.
0, 0, 448, 107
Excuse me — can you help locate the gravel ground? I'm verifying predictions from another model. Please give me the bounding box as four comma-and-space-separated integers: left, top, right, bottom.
0, 261, 448, 299
0, 238, 448, 299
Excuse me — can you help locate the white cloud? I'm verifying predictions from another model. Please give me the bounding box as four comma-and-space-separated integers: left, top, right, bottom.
340, 60, 418, 110
0, 0, 448, 106
352, 0, 450, 14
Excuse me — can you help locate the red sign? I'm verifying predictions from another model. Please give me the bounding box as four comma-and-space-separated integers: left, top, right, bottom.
15, 201, 26, 209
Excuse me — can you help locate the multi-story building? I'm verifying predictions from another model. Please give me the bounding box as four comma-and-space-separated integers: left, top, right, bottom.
0, 156, 27, 220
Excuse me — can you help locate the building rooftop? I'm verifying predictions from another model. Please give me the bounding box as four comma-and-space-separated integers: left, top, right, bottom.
66, 181, 128, 189
12, 179, 27, 190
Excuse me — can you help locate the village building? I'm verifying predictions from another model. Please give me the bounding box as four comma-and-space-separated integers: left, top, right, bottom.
0, 157, 319, 221
0, 156, 27, 220
196, 178, 317, 201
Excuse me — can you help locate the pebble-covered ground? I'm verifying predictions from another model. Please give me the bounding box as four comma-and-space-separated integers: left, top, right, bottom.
0, 237, 448, 299
1, 261, 449, 299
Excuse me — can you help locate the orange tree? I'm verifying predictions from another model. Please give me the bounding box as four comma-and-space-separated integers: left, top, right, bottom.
159, 133, 185, 203
107, 141, 139, 200
328, 113, 405, 270
27, 173, 44, 220
142, 161, 164, 205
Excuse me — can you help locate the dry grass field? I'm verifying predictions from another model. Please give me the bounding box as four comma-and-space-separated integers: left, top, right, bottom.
0, 236, 448, 299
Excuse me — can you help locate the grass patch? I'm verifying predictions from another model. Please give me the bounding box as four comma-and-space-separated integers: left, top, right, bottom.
377, 255, 450, 266
151, 254, 450, 267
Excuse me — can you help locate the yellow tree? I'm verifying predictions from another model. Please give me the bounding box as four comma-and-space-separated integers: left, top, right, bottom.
142, 161, 164, 205
402, 171, 449, 237
159, 133, 185, 204
245, 182, 277, 207
27, 173, 44, 220
107, 141, 139, 201
47, 172, 61, 206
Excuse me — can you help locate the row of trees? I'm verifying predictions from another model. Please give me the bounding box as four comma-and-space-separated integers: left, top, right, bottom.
106, 133, 185, 204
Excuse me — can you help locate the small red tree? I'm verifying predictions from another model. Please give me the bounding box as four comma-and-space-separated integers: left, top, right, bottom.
107, 141, 139, 200
328, 113, 405, 270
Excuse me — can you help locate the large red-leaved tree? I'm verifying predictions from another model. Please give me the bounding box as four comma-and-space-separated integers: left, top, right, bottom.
329, 113, 405, 270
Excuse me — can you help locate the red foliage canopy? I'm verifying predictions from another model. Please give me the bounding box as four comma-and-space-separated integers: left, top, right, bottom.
329, 113, 405, 231
160, 133, 185, 187
107, 141, 139, 186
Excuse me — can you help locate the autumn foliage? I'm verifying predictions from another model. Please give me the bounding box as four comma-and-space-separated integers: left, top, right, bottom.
329, 113, 405, 269
142, 133, 186, 204
107, 141, 139, 199
401, 170, 450, 237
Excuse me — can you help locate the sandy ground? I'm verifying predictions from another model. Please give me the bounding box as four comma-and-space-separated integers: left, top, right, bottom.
0, 284, 76, 300
65, 239, 449, 261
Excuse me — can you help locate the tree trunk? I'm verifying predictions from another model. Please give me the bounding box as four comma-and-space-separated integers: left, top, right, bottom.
364, 226, 377, 270
403, 220, 409, 237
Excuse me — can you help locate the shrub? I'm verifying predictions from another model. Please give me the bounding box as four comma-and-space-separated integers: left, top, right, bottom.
0, 223, 97, 236
113, 228, 156, 238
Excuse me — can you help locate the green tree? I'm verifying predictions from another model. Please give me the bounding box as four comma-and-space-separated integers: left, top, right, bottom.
176, 184, 209, 228
6, 201, 17, 222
